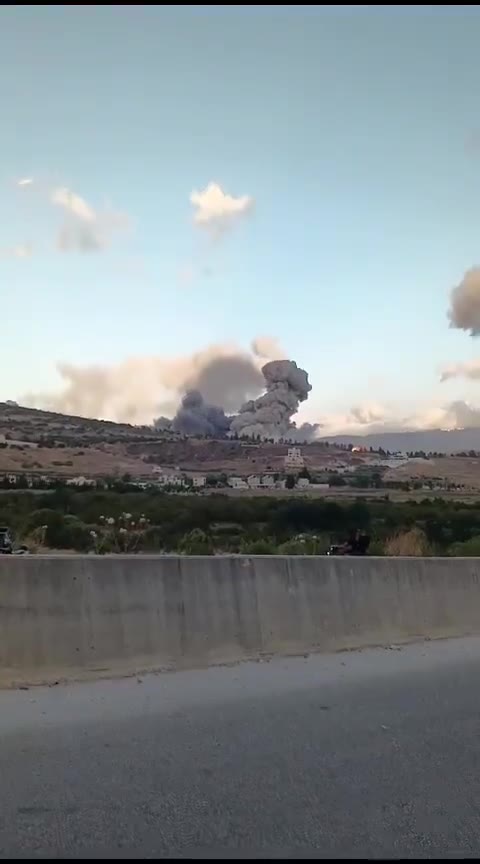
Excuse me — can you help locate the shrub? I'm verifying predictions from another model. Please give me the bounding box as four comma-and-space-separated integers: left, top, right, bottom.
449, 535, 480, 557
384, 528, 431, 557
178, 528, 214, 555
240, 538, 277, 555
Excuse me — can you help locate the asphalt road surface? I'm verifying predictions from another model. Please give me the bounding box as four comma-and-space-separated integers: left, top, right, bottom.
2, 638, 480, 859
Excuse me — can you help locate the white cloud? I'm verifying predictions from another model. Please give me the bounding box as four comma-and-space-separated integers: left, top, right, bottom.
316, 399, 480, 436
190, 182, 253, 236
52, 187, 97, 224
440, 359, 480, 382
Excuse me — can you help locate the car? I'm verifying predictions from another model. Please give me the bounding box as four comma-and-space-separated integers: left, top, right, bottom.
0, 527, 13, 554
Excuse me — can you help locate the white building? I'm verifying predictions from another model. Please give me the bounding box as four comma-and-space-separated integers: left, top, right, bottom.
156, 473, 186, 488
284, 447, 305, 469
260, 475, 275, 488
228, 476, 248, 489
296, 477, 310, 489
66, 476, 96, 487
191, 475, 206, 488
247, 475, 262, 488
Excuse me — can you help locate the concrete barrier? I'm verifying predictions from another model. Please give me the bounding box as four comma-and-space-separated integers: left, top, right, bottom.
1, 555, 480, 684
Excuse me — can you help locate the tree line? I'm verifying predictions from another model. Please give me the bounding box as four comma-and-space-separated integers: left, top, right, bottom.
1, 488, 480, 556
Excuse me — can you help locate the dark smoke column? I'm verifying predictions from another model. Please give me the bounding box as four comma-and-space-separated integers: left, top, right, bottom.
172, 390, 231, 437
230, 359, 312, 441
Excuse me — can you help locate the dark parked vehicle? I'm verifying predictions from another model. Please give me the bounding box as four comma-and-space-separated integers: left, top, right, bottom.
0, 527, 13, 554
326, 530, 370, 556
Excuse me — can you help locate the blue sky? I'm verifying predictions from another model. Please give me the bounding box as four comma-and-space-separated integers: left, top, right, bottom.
2, 5, 480, 430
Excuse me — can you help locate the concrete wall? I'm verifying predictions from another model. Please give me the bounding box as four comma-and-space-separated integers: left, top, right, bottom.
1, 555, 480, 684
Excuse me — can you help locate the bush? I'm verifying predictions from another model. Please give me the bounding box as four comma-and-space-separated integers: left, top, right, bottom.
178, 528, 214, 555
384, 528, 431, 557
60, 520, 92, 552
449, 536, 480, 557
240, 538, 277, 555
277, 534, 328, 555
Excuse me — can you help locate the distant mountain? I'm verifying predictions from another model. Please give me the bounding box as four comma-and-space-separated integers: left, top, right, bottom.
321, 427, 480, 454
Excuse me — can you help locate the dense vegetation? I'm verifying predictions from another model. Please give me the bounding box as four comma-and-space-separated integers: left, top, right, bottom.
2, 488, 480, 556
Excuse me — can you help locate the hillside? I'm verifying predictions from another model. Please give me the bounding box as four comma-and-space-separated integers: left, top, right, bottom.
0, 402, 348, 480
4, 402, 480, 491
0, 402, 175, 446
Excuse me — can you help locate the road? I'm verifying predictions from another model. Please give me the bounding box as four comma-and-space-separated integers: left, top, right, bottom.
2, 638, 480, 859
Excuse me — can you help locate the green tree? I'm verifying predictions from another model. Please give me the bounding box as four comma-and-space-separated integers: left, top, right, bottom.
178, 528, 214, 555
328, 474, 346, 487
449, 536, 480, 556
285, 474, 296, 490
351, 474, 370, 489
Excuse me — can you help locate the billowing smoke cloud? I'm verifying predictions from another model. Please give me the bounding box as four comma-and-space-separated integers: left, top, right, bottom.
168, 358, 318, 442
448, 268, 480, 336
184, 354, 264, 413
24, 341, 318, 441
171, 390, 231, 437
24, 340, 273, 425
230, 359, 312, 441
286, 421, 323, 443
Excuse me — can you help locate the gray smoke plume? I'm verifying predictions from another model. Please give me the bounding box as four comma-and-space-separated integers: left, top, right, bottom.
25, 341, 268, 424
171, 390, 231, 437
23, 338, 319, 441
286, 421, 322, 443
448, 268, 480, 336
230, 359, 312, 441
183, 354, 263, 413
159, 356, 317, 441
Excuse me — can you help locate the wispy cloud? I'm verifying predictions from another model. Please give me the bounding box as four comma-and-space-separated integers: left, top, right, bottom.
13, 177, 128, 255
51, 185, 129, 253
